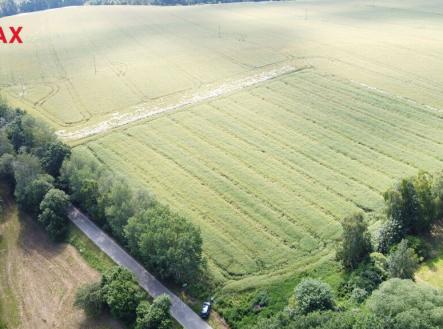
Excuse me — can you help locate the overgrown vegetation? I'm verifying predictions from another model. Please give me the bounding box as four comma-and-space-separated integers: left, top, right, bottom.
75, 266, 173, 329
242, 170, 443, 329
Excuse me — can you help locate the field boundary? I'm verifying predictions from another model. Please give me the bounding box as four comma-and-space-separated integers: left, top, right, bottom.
57, 65, 303, 141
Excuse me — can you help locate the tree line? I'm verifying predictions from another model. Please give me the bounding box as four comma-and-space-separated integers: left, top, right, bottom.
0, 100, 203, 283
0, 0, 275, 17
89, 0, 274, 6
0, 0, 84, 18
0, 102, 72, 240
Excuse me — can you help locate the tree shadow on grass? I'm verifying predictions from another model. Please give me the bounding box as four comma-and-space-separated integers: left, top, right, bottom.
16, 208, 67, 261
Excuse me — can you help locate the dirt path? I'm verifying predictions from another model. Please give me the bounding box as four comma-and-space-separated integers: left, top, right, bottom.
0, 190, 123, 329
56, 65, 299, 141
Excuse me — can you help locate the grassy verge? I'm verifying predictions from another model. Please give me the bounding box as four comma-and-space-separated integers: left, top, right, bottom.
216, 259, 343, 328
67, 224, 115, 274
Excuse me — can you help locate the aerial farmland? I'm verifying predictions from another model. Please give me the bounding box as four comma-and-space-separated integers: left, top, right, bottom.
1, 0, 443, 328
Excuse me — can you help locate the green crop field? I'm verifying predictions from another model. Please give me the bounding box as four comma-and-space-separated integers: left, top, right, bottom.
78, 68, 443, 290
2, 0, 443, 292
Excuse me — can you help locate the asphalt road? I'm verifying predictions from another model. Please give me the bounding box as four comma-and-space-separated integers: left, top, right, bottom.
67, 205, 213, 329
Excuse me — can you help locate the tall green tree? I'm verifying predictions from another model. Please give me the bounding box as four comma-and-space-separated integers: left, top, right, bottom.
0, 153, 14, 184
20, 174, 54, 215
39, 141, 71, 177
38, 188, 69, 241
13, 153, 43, 208
414, 172, 436, 233
384, 178, 421, 234
0, 131, 14, 156
387, 239, 419, 280
103, 178, 134, 241
101, 267, 146, 323
336, 213, 372, 270
125, 203, 203, 283
60, 152, 108, 223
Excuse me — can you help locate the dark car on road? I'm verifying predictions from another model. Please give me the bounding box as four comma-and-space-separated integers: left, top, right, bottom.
200, 301, 212, 319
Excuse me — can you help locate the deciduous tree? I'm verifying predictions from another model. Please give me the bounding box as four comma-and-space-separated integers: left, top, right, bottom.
387, 239, 419, 280
38, 188, 69, 241
336, 213, 372, 270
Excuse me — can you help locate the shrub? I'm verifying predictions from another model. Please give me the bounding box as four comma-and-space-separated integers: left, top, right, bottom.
135, 295, 172, 329
74, 282, 105, 317
250, 290, 270, 312
294, 279, 334, 314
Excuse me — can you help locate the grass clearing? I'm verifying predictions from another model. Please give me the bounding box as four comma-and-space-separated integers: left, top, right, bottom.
67, 225, 116, 274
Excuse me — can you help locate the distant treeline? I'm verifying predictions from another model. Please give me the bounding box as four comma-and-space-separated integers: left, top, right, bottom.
0, 0, 84, 17
0, 0, 275, 17
89, 0, 275, 6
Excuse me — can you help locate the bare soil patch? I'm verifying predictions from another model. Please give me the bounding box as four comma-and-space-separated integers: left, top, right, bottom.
0, 190, 123, 329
